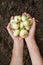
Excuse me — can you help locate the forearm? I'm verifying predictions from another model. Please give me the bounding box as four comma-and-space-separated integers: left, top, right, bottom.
26, 39, 43, 65
10, 41, 24, 65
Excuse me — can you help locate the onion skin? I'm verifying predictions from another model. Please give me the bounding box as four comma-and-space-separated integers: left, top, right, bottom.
11, 23, 19, 30
10, 14, 32, 38
20, 29, 28, 38
20, 22, 24, 29
13, 30, 19, 36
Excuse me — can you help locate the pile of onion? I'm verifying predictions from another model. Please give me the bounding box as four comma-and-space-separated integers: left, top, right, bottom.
10, 14, 32, 38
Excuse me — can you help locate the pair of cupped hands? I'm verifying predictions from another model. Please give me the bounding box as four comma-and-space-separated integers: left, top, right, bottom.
7, 12, 36, 45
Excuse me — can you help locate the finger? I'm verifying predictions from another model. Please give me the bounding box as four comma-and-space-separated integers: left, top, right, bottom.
22, 12, 32, 18
29, 18, 36, 35
32, 18, 36, 32
10, 16, 14, 20
7, 23, 15, 40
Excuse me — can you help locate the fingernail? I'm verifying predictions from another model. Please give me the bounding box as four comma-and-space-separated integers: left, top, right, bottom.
33, 17, 35, 20
10, 16, 14, 20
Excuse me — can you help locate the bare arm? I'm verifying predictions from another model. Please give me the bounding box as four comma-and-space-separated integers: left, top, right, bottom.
10, 39, 24, 65
23, 13, 43, 65
26, 38, 43, 65
7, 16, 24, 65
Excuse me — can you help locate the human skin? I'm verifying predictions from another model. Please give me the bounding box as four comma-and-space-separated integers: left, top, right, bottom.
24, 13, 43, 65
7, 16, 24, 65
10, 38, 24, 65
7, 13, 43, 65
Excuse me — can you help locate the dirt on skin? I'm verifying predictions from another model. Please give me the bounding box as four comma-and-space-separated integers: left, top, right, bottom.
0, 0, 43, 65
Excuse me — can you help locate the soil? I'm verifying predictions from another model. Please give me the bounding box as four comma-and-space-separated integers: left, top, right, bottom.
0, 0, 43, 65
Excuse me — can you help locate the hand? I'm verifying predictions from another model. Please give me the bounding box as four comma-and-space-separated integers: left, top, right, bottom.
23, 12, 36, 43
7, 16, 24, 44
23, 13, 43, 65
7, 16, 24, 65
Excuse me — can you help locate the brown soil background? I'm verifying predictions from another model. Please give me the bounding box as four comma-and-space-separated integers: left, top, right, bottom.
0, 0, 43, 65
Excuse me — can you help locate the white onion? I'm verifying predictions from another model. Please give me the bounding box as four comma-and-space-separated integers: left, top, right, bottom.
20, 29, 28, 38
14, 16, 21, 23
23, 20, 29, 27
22, 15, 28, 21
28, 18, 32, 22
13, 30, 19, 36
28, 18, 32, 25
11, 23, 19, 29
25, 26, 30, 30
10, 20, 16, 24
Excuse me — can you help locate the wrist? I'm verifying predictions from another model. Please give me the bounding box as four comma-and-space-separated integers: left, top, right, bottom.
25, 37, 35, 44
12, 41, 24, 56
13, 38, 24, 44
13, 40, 24, 50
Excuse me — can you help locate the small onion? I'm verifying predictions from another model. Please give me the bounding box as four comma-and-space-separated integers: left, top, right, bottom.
25, 26, 30, 31
22, 15, 28, 21
13, 29, 19, 36
23, 20, 29, 27
11, 23, 19, 29
10, 20, 16, 24
20, 29, 28, 38
14, 16, 21, 23
28, 18, 32, 25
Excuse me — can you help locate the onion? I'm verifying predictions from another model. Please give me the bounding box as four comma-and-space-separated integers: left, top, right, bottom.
11, 23, 19, 29
25, 26, 30, 31
20, 29, 28, 38
10, 14, 32, 38
23, 20, 29, 26
22, 15, 28, 21
14, 16, 21, 23
13, 29, 19, 36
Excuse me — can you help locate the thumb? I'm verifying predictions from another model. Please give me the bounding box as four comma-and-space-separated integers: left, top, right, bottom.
29, 18, 36, 36
31, 18, 36, 32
